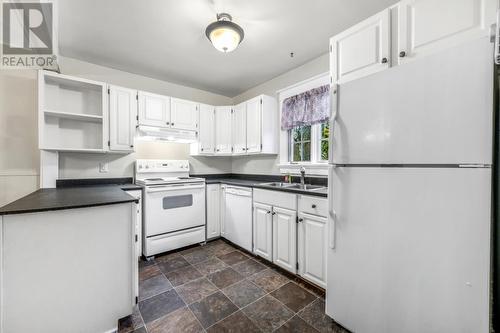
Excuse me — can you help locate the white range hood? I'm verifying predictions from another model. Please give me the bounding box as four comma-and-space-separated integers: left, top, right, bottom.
136, 125, 197, 143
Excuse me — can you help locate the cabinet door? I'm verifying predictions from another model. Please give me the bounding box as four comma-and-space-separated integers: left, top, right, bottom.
138, 91, 170, 128
199, 104, 215, 154
298, 212, 327, 288
246, 97, 262, 154
171, 98, 198, 131
232, 102, 247, 155
206, 184, 220, 240
215, 106, 233, 155
220, 185, 226, 236
109, 85, 137, 151
253, 202, 273, 261
272, 206, 297, 273
398, 0, 496, 65
330, 9, 390, 84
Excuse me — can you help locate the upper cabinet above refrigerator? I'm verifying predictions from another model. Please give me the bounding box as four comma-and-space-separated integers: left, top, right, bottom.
330, 0, 497, 85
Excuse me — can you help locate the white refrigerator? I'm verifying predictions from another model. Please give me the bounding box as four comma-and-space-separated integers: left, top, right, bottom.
326, 37, 495, 333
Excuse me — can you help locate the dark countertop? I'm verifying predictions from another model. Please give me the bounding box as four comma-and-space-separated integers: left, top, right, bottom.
0, 185, 139, 216
203, 177, 327, 198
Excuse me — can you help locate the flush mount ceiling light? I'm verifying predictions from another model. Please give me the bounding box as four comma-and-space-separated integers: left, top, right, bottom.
205, 13, 244, 53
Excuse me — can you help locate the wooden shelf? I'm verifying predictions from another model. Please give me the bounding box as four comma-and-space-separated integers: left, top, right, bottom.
44, 110, 103, 123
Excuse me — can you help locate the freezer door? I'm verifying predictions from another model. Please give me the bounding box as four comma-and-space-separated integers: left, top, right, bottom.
326, 166, 491, 333
331, 37, 494, 165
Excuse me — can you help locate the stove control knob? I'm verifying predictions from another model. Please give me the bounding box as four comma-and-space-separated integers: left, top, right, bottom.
145, 165, 149, 169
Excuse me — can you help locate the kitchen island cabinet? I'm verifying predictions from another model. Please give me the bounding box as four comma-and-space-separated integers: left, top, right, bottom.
0, 187, 138, 333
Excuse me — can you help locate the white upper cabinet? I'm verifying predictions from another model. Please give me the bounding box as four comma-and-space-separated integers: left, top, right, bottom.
397, 0, 497, 65
138, 91, 170, 128
198, 104, 215, 154
170, 98, 198, 131
330, 0, 497, 84
246, 97, 262, 154
215, 106, 233, 155
232, 102, 247, 155
108, 85, 137, 152
330, 9, 390, 84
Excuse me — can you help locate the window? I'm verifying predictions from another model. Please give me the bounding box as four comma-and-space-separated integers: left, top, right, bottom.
278, 73, 331, 175
289, 121, 329, 163
320, 122, 329, 161
291, 126, 311, 162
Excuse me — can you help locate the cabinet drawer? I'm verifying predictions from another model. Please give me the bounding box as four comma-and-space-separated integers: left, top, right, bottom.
299, 195, 327, 217
253, 189, 297, 210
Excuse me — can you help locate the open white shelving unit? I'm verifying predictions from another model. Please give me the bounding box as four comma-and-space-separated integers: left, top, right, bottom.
38, 71, 108, 152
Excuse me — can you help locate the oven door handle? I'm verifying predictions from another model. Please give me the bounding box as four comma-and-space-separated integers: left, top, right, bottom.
146, 184, 205, 193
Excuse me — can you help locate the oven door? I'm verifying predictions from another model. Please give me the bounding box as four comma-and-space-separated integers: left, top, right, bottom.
144, 183, 206, 237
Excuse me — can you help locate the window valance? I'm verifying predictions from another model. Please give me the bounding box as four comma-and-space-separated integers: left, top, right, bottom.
281, 84, 330, 130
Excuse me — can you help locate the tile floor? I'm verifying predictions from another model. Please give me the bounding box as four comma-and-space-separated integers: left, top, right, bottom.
118, 239, 348, 333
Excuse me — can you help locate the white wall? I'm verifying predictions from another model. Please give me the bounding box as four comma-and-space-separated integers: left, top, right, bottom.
56, 56, 233, 180
0, 70, 39, 207
231, 53, 329, 175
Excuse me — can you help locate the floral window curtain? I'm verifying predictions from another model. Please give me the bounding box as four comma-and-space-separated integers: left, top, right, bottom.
281, 85, 330, 130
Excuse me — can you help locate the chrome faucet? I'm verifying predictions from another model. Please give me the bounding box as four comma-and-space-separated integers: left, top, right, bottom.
300, 167, 306, 188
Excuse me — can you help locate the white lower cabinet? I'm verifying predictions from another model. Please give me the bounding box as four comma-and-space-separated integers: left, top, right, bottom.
272, 206, 297, 274
298, 195, 328, 288
125, 189, 142, 259
220, 185, 226, 236
298, 212, 327, 288
253, 202, 273, 261
206, 184, 220, 240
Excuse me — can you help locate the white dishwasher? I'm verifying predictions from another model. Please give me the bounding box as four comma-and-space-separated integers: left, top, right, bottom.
224, 186, 253, 252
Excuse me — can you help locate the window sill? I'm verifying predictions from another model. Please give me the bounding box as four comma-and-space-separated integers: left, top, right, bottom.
278, 163, 329, 176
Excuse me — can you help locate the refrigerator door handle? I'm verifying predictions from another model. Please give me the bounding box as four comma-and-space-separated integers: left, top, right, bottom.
329, 209, 336, 249
328, 165, 336, 249
329, 84, 339, 164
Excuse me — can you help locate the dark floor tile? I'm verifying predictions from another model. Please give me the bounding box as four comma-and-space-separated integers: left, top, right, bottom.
183, 248, 214, 264
146, 307, 204, 333
165, 265, 203, 287
131, 328, 146, 333
189, 291, 238, 328
292, 277, 326, 298
248, 269, 290, 293
207, 242, 236, 256
271, 282, 316, 312
139, 264, 162, 282
194, 257, 228, 276
157, 256, 190, 274
139, 259, 155, 269
176, 277, 218, 304
242, 295, 294, 333
206, 310, 261, 333
118, 305, 144, 333
275, 315, 319, 333
155, 251, 182, 263
222, 279, 266, 308
298, 299, 348, 333
207, 267, 244, 289
138, 289, 185, 324
232, 258, 267, 277
139, 274, 173, 301
217, 251, 249, 266
180, 244, 204, 255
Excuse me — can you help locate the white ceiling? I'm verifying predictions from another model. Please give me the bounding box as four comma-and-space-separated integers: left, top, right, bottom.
59, 0, 398, 97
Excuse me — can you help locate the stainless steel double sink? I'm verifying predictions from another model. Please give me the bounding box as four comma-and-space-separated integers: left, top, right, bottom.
259, 182, 326, 192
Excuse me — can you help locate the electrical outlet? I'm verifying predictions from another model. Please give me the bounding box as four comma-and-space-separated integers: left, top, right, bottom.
99, 162, 109, 173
